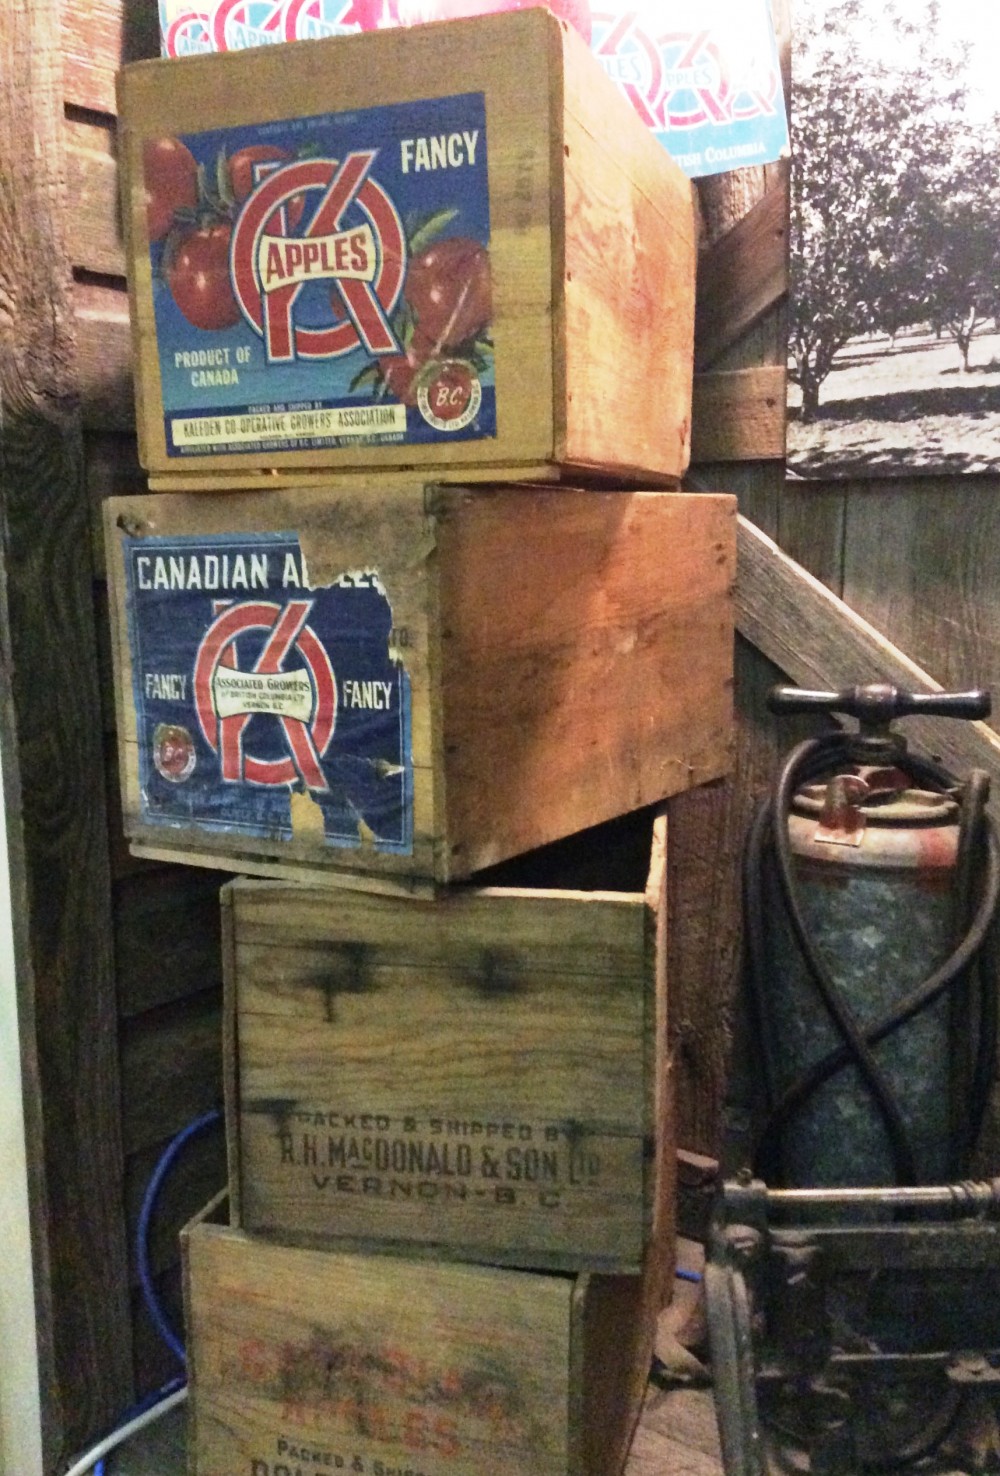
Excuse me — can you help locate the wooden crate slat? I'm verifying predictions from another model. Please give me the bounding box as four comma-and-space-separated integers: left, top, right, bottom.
183, 1205, 666, 1476
105, 485, 734, 886
224, 817, 670, 1273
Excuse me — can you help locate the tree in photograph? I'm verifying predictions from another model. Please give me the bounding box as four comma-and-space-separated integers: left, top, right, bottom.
789, 0, 966, 420
906, 140, 1000, 371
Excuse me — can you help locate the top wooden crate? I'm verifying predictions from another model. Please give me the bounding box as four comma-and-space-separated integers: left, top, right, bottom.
117, 8, 696, 489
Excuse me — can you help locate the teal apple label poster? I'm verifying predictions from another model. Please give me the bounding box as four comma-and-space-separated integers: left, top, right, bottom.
158, 0, 789, 182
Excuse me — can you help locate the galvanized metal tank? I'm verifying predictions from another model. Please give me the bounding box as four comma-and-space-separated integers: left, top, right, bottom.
761, 765, 960, 1188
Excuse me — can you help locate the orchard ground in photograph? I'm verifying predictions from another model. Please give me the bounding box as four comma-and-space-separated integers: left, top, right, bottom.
788, 325, 1000, 476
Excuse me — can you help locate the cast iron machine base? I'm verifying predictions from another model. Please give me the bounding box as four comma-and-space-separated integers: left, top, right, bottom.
707, 1175, 1000, 1474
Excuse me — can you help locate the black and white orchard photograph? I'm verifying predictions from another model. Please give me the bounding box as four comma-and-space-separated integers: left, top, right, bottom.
787, 0, 1000, 477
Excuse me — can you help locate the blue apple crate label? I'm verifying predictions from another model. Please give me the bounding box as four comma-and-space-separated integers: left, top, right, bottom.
145, 91, 494, 457
124, 531, 413, 854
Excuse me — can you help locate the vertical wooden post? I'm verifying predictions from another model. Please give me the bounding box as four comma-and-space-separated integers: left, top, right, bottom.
0, 0, 133, 1466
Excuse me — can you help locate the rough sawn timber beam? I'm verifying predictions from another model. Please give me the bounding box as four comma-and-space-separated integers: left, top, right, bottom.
0, 0, 132, 1464
737, 515, 1000, 815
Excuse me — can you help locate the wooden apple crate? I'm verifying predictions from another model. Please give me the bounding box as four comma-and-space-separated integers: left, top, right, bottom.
117, 8, 696, 489
184, 1189, 666, 1476
104, 482, 734, 890
224, 808, 671, 1272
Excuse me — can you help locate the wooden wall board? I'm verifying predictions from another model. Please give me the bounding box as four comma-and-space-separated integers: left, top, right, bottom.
94, 582, 118, 735
62, 0, 159, 116
65, 114, 124, 277
0, 0, 133, 1464
698, 155, 788, 252
87, 431, 146, 578
114, 868, 225, 1018
74, 278, 133, 431
119, 990, 223, 1158
124, 1126, 226, 1285
691, 367, 786, 463
665, 632, 828, 1156
689, 0, 789, 469
105, 743, 161, 882
694, 181, 788, 373
776, 478, 846, 596
670, 463, 783, 1154
840, 477, 1000, 698
130, 1268, 185, 1393
736, 514, 1000, 819
686, 462, 783, 538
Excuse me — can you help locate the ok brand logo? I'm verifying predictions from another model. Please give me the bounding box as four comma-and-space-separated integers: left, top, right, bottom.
282, 0, 361, 40
230, 152, 406, 363
593, 12, 778, 131
212, 0, 285, 49
163, 11, 213, 55
193, 599, 336, 791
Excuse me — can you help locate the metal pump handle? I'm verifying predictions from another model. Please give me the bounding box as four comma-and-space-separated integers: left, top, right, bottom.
768, 684, 991, 728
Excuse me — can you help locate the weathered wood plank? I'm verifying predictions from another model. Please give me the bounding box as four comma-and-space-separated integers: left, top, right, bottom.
119, 992, 223, 1157
667, 636, 825, 1156
841, 478, 1000, 697
685, 462, 783, 537
86, 431, 145, 577
692, 367, 786, 463
671, 469, 784, 1155
62, 0, 159, 115
777, 478, 846, 596
124, 1124, 226, 1285
695, 182, 788, 372
737, 515, 1000, 809
0, 0, 133, 1462
694, 0, 788, 251
65, 115, 124, 276
130, 1270, 185, 1395
73, 278, 133, 430
94, 581, 117, 735
114, 869, 225, 1018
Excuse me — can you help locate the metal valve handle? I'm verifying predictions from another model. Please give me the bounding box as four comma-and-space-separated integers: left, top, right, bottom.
768, 683, 991, 730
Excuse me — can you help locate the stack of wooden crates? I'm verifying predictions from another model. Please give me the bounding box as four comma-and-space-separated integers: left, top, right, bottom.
109, 12, 736, 1474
